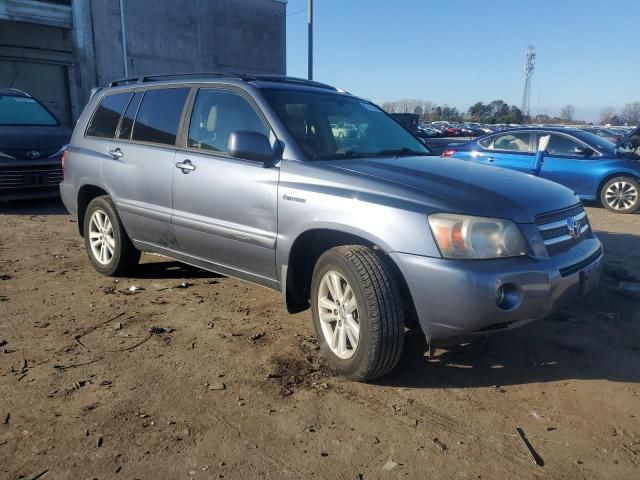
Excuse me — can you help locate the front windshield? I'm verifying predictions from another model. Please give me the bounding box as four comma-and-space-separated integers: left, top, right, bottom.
262, 89, 429, 160
0, 95, 58, 126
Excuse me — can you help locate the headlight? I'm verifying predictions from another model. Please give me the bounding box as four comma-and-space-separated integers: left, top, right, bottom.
428, 213, 528, 259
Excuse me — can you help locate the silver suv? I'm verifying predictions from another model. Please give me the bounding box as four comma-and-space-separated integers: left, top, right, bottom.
61, 74, 603, 380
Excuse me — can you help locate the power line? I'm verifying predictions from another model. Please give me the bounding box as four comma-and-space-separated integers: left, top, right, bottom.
286, 8, 305, 16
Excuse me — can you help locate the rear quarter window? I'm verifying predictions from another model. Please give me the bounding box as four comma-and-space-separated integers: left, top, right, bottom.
86, 92, 131, 139
131, 88, 190, 146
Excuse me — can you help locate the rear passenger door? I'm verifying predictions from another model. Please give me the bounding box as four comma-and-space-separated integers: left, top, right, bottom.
477, 131, 534, 173
102, 86, 190, 247
171, 86, 279, 286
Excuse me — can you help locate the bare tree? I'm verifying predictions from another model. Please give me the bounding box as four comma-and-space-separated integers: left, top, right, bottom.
599, 107, 617, 125
621, 102, 640, 125
560, 105, 575, 122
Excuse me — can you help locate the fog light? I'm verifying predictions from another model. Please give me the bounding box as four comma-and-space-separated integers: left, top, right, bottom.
496, 283, 523, 311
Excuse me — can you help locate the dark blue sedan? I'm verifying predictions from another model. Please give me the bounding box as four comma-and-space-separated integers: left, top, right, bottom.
443, 127, 640, 213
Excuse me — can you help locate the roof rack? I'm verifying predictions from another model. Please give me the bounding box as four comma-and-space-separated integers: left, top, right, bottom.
107, 72, 340, 91
108, 71, 252, 87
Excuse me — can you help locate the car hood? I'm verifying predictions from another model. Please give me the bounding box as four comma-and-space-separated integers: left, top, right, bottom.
325, 156, 579, 223
0, 125, 71, 159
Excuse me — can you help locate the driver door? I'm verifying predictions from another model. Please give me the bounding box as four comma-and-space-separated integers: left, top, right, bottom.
171, 87, 279, 287
536, 133, 596, 196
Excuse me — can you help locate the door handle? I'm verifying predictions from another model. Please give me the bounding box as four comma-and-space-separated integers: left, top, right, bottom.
487, 156, 496, 162
176, 159, 196, 173
108, 148, 123, 159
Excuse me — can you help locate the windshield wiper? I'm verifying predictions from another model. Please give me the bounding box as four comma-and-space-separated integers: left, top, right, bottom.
314, 147, 431, 160
372, 147, 431, 157
314, 150, 369, 160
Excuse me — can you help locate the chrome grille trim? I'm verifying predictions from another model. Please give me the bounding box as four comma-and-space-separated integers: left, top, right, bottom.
543, 224, 590, 246
538, 210, 586, 231
535, 204, 590, 255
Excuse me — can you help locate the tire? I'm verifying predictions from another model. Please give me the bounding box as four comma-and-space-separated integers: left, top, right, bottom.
600, 176, 640, 214
83, 195, 141, 276
310, 245, 405, 381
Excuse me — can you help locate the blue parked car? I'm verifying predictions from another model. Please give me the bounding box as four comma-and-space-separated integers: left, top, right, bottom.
443, 127, 640, 213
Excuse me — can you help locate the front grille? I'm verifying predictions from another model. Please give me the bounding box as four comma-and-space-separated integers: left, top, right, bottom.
535, 204, 584, 226
535, 204, 590, 255
0, 165, 63, 191
2, 147, 60, 160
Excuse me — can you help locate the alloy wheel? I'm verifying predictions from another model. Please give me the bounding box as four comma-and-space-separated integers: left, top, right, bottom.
605, 181, 638, 211
88, 209, 115, 265
317, 270, 360, 359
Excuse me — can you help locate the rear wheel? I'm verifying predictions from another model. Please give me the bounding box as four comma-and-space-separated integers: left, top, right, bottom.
84, 196, 140, 276
310, 245, 405, 381
600, 177, 639, 213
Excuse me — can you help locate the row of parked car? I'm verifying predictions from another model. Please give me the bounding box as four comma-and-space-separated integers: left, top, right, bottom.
417, 121, 636, 141
418, 121, 493, 138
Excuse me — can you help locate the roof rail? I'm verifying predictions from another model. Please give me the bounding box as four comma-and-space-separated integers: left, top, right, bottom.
107, 73, 341, 92
108, 76, 142, 87
108, 71, 253, 87
249, 75, 337, 91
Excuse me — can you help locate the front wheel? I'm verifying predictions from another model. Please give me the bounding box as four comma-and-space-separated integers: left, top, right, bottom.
600, 177, 639, 214
310, 245, 405, 381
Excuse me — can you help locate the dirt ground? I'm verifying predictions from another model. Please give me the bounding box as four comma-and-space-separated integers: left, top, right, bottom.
0, 199, 639, 480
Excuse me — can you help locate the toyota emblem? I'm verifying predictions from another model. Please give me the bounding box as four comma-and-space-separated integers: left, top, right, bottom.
26, 150, 41, 159
566, 216, 580, 239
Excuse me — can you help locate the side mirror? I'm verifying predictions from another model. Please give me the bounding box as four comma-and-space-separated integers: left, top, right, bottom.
574, 146, 594, 157
227, 131, 274, 164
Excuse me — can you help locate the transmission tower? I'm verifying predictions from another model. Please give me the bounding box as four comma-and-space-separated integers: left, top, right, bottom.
521, 46, 536, 118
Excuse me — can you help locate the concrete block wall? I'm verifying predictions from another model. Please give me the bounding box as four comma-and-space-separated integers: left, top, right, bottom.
88, 0, 286, 87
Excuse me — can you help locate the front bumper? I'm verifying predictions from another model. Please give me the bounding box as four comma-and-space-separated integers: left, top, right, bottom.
0, 157, 63, 201
390, 237, 603, 342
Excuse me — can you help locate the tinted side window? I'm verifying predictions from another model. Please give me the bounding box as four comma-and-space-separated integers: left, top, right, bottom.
546, 134, 583, 156
187, 89, 269, 153
480, 132, 531, 152
117, 91, 143, 140
86, 93, 131, 139
132, 88, 190, 145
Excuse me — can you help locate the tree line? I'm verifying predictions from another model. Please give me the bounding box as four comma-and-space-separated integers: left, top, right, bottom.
380, 98, 640, 125
599, 102, 640, 125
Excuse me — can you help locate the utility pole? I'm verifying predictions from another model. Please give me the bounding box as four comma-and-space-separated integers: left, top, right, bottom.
119, 0, 129, 77
307, 0, 313, 80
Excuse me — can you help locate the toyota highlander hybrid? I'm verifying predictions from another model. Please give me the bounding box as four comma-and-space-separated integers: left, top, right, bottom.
60, 74, 603, 380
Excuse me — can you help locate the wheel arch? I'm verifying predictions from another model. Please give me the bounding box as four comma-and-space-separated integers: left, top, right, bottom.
596, 171, 640, 194
282, 228, 420, 329
76, 184, 109, 236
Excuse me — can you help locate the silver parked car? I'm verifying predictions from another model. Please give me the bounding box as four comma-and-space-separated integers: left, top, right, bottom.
60, 74, 603, 380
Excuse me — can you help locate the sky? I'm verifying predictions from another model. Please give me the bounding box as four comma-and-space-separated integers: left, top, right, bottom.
286, 0, 639, 122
